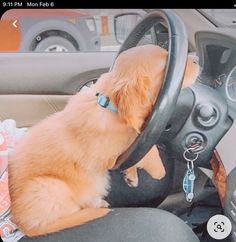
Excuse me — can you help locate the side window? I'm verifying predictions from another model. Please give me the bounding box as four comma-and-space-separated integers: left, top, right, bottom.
0, 8, 147, 53
0, 9, 194, 53
84, 9, 145, 52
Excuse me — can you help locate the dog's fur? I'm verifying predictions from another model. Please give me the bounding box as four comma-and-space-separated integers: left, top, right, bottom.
8, 44, 199, 237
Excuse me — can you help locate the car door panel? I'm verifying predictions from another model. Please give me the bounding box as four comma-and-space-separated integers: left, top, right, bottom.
0, 52, 115, 94
0, 95, 69, 127
0, 52, 115, 126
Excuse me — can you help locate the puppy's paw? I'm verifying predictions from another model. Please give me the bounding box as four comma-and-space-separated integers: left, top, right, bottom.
101, 200, 110, 208
149, 169, 166, 180
123, 170, 139, 187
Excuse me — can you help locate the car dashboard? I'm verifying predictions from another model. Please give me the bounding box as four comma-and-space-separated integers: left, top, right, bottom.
196, 30, 236, 241
196, 31, 236, 119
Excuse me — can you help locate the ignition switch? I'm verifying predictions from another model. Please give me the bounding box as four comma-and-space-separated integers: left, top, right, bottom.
185, 133, 205, 153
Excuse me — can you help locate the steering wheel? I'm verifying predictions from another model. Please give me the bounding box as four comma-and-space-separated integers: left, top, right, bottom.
113, 10, 189, 170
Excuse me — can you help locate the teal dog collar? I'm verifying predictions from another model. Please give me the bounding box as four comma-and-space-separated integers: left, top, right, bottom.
96, 93, 118, 113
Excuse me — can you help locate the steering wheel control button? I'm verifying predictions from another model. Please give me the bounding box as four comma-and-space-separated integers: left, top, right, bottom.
207, 214, 232, 240
196, 104, 219, 128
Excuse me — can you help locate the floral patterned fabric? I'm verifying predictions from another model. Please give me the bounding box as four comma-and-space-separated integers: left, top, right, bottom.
0, 120, 27, 242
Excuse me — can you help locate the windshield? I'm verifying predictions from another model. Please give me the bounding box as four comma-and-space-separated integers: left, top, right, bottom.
199, 9, 236, 27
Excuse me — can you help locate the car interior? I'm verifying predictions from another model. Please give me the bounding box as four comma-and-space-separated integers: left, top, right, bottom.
0, 8, 236, 242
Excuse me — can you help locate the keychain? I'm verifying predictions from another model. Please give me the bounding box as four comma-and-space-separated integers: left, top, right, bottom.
183, 160, 196, 202
182, 144, 201, 203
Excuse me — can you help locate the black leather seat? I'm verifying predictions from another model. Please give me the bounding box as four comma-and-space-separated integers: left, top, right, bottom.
20, 208, 199, 242
19, 152, 199, 242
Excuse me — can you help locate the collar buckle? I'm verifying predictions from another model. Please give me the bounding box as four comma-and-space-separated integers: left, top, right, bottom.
96, 93, 110, 108
96, 93, 117, 113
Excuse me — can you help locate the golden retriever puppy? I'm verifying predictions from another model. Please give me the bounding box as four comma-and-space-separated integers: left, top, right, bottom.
8, 44, 199, 237
112, 48, 199, 187
123, 53, 199, 187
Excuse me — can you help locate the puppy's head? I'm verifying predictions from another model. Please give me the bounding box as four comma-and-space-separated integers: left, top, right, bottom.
107, 45, 199, 132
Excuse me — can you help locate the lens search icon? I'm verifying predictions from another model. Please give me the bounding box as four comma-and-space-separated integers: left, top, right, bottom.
207, 214, 232, 240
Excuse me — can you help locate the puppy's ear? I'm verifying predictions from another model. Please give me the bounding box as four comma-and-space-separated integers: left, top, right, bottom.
112, 73, 153, 133
182, 55, 200, 88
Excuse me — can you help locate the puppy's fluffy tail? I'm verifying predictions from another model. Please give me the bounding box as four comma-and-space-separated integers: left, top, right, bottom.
24, 208, 111, 237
